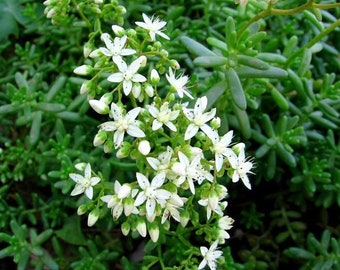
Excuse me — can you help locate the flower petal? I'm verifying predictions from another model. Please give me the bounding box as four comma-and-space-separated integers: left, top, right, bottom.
184, 124, 199, 140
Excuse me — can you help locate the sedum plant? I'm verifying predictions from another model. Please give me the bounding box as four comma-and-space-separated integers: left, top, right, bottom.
66, 6, 254, 269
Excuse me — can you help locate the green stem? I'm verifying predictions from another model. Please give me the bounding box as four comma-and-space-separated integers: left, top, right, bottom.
71, 0, 91, 28
286, 18, 340, 66
313, 3, 340, 9
157, 243, 166, 269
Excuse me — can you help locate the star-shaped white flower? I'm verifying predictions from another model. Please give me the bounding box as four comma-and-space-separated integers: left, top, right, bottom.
172, 151, 213, 194
227, 143, 253, 190
211, 130, 235, 172
101, 180, 138, 220
198, 240, 223, 270
108, 56, 147, 96
147, 146, 174, 177
161, 193, 184, 224
135, 13, 170, 41
166, 68, 193, 99
69, 163, 100, 199
183, 96, 216, 140
134, 172, 172, 218
147, 102, 180, 132
99, 103, 145, 149
99, 33, 136, 63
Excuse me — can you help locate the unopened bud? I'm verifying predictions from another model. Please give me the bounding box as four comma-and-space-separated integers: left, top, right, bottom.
149, 224, 159, 242
211, 117, 221, 130
132, 83, 141, 98
111, 25, 125, 36
88, 208, 100, 227
93, 130, 107, 146
144, 83, 154, 97
75, 162, 87, 171
150, 69, 160, 85
138, 140, 151, 156
121, 222, 130, 236
99, 93, 113, 105
136, 220, 147, 237
170, 59, 180, 69
77, 204, 88, 215
89, 49, 101, 58
89, 99, 110, 114
83, 41, 94, 58
74, 65, 93, 76
180, 210, 190, 227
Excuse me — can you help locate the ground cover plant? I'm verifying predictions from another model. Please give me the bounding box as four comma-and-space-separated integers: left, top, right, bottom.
0, 0, 339, 269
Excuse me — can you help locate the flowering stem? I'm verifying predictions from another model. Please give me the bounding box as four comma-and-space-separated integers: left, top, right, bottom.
237, 0, 340, 36
286, 18, 340, 66
71, 0, 91, 28
157, 243, 166, 269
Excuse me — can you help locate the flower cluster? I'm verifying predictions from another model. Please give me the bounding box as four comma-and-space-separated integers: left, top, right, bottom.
70, 12, 254, 269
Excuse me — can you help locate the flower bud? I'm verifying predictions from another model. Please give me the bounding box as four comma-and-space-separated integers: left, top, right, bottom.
83, 41, 94, 58
75, 162, 87, 171
123, 197, 135, 216
99, 93, 113, 105
46, 8, 56, 18
94, 0, 103, 4
136, 220, 147, 237
121, 221, 130, 236
150, 69, 160, 85
160, 49, 169, 57
139, 55, 147, 67
126, 29, 137, 37
111, 25, 125, 36
104, 139, 114, 153
211, 117, 221, 130
80, 80, 92, 94
74, 65, 93, 75
77, 204, 88, 215
149, 224, 159, 242
88, 208, 100, 227
144, 83, 154, 97
132, 83, 141, 98
138, 140, 151, 156
89, 49, 102, 58
93, 130, 107, 146
89, 99, 110, 114
208, 191, 219, 212
232, 142, 245, 155
116, 141, 131, 158
170, 59, 180, 69
180, 210, 190, 227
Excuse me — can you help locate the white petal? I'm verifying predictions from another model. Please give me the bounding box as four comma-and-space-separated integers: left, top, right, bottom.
90, 177, 100, 186
84, 187, 93, 199
215, 154, 224, 172
136, 172, 150, 189
134, 192, 146, 206
152, 119, 163, 130
147, 157, 160, 170
132, 74, 147, 83
201, 124, 216, 141
184, 124, 199, 140
113, 130, 125, 148
198, 259, 207, 270
241, 175, 252, 190
165, 122, 177, 132
99, 121, 116, 131
123, 80, 132, 96
107, 72, 124, 83
151, 172, 166, 188
70, 184, 84, 196
84, 163, 91, 179
127, 125, 145, 138
156, 189, 171, 201
146, 198, 156, 217
69, 173, 83, 183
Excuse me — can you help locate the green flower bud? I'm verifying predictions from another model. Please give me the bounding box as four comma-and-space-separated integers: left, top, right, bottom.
74, 65, 93, 76
93, 130, 107, 147
77, 204, 88, 215
148, 223, 159, 242
121, 221, 130, 236
150, 69, 160, 85
210, 117, 221, 129
88, 208, 100, 227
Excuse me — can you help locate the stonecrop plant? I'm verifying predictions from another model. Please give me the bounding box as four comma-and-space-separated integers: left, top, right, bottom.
69, 9, 253, 269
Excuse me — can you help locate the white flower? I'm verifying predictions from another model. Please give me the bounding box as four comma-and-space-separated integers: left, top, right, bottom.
183, 96, 216, 140
135, 13, 170, 41
107, 56, 147, 96
166, 68, 193, 99
101, 180, 138, 220
134, 172, 172, 218
69, 163, 100, 199
147, 146, 174, 175
147, 102, 180, 132
172, 151, 213, 194
211, 130, 234, 172
99, 103, 145, 149
89, 99, 110, 114
100, 33, 136, 63
228, 143, 253, 190
161, 193, 184, 224
198, 240, 223, 270
217, 216, 234, 244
